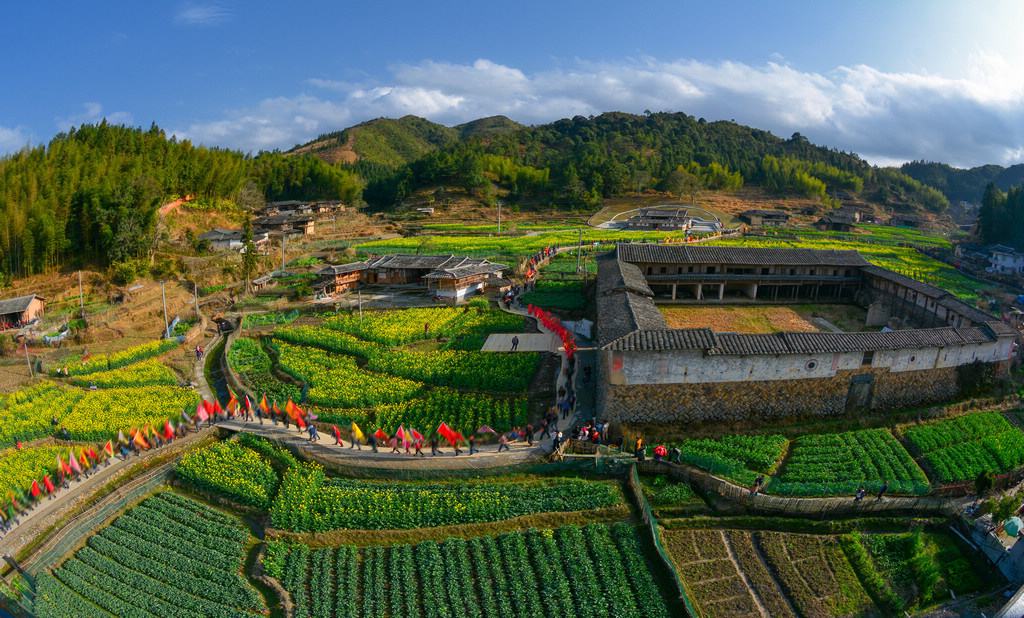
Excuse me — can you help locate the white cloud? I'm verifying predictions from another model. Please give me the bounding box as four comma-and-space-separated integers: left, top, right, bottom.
175, 2, 230, 26
176, 55, 1024, 167
56, 102, 134, 131
0, 125, 31, 154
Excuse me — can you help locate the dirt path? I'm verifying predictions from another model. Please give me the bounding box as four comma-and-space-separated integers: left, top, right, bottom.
720, 530, 770, 618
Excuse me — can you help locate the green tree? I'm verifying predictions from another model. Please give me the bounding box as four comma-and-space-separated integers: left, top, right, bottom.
241, 219, 258, 294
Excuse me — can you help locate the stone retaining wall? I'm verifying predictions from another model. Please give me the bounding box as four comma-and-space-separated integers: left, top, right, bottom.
601, 365, 965, 423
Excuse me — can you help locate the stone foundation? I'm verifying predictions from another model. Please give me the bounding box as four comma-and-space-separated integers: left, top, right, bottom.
601, 365, 966, 424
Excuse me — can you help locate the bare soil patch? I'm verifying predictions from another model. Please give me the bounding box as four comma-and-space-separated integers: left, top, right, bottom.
660, 306, 821, 333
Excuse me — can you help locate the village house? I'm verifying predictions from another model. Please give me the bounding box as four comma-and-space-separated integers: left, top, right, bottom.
313, 254, 507, 301
0, 294, 46, 328
890, 213, 923, 228
815, 212, 856, 232
255, 214, 315, 237
988, 245, 1024, 276
737, 209, 790, 227
313, 261, 368, 298
198, 228, 270, 252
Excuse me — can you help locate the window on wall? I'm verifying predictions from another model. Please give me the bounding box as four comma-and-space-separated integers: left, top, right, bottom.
660, 267, 667, 274
862, 351, 874, 366
761, 268, 770, 275
706, 267, 716, 274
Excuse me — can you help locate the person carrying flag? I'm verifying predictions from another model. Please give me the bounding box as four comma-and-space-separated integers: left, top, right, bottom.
331, 425, 344, 447
350, 422, 365, 450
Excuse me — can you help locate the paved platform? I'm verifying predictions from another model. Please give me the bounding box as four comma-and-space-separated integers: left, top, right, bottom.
481, 332, 559, 352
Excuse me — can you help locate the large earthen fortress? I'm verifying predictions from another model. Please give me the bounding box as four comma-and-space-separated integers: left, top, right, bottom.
595, 244, 1017, 424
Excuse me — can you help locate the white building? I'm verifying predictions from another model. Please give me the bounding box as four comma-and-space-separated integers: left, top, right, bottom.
988, 245, 1024, 275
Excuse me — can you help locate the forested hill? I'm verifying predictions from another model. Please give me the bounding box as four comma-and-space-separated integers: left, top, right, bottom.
322, 111, 948, 213
0, 123, 360, 280
901, 161, 1024, 205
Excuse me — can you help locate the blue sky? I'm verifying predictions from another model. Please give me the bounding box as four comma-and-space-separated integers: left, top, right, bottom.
2, 1, 1023, 166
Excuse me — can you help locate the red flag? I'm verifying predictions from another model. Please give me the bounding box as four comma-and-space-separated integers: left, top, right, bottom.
43, 475, 55, 493
273, 401, 283, 418
134, 431, 150, 450
203, 400, 215, 416
87, 447, 98, 461
260, 394, 270, 414
245, 395, 254, 412
373, 428, 389, 442
196, 403, 209, 422
30, 480, 41, 498
103, 440, 114, 457
295, 415, 306, 430
163, 420, 175, 440
60, 455, 73, 476
293, 403, 306, 418
214, 400, 224, 415
437, 422, 454, 443
227, 390, 238, 412
411, 428, 424, 442
69, 453, 82, 475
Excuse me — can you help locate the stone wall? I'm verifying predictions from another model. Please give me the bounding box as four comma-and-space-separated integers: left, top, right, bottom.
600, 365, 965, 424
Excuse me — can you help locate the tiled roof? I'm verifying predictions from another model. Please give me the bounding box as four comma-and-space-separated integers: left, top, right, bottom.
595, 289, 667, 347
367, 254, 463, 270
421, 262, 506, 279
0, 294, 42, 316
861, 265, 946, 299
616, 244, 868, 266
597, 254, 653, 297
603, 329, 716, 351
318, 262, 369, 275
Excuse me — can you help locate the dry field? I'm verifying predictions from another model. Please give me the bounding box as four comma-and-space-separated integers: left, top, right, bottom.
659, 304, 867, 334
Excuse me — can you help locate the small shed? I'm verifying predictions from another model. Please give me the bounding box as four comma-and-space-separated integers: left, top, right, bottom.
0, 294, 46, 327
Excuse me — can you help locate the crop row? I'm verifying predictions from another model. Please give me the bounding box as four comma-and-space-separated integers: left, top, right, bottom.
35, 493, 263, 617
273, 325, 538, 393
903, 412, 1024, 483
175, 440, 280, 508
270, 462, 622, 531
770, 428, 930, 496
59, 385, 199, 442
67, 359, 178, 388
274, 341, 423, 408
675, 434, 787, 486
0, 384, 82, 443
269, 523, 670, 618
227, 337, 302, 404
53, 339, 179, 377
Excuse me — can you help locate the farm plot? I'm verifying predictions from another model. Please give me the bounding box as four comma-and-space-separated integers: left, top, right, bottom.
663, 528, 763, 617
901, 412, 1024, 483
60, 386, 200, 442
0, 382, 82, 443
67, 359, 178, 389
674, 434, 788, 486
755, 531, 875, 617
227, 337, 301, 405
0, 444, 73, 503
33, 492, 264, 618
270, 463, 624, 531
769, 428, 930, 496
274, 341, 423, 409
51, 338, 180, 377
264, 523, 672, 618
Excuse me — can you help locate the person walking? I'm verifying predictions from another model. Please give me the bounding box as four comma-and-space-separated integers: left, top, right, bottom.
751, 474, 764, 496
634, 437, 645, 461
511, 335, 519, 352
414, 439, 425, 457
367, 434, 378, 453
854, 486, 866, 502
552, 431, 562, 452
498, 433, 510, 452
526, 423, 534, 447
308, 424, 320, 442
333, 426, 344, 447
876, 481, 888, 501
539, 418, 551, 440
469, 435, 478, 455
430, 435, 441, 456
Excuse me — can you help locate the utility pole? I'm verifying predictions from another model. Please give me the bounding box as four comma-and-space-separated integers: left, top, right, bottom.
24, 340, 33, 378
497, 202, 502, 236
280, 234, 287, 274
357, 290, 363, 322
193, 283, 200, 321
576, 228, 583, 274
78, 271, 84, 316
160, 281, 169, 338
